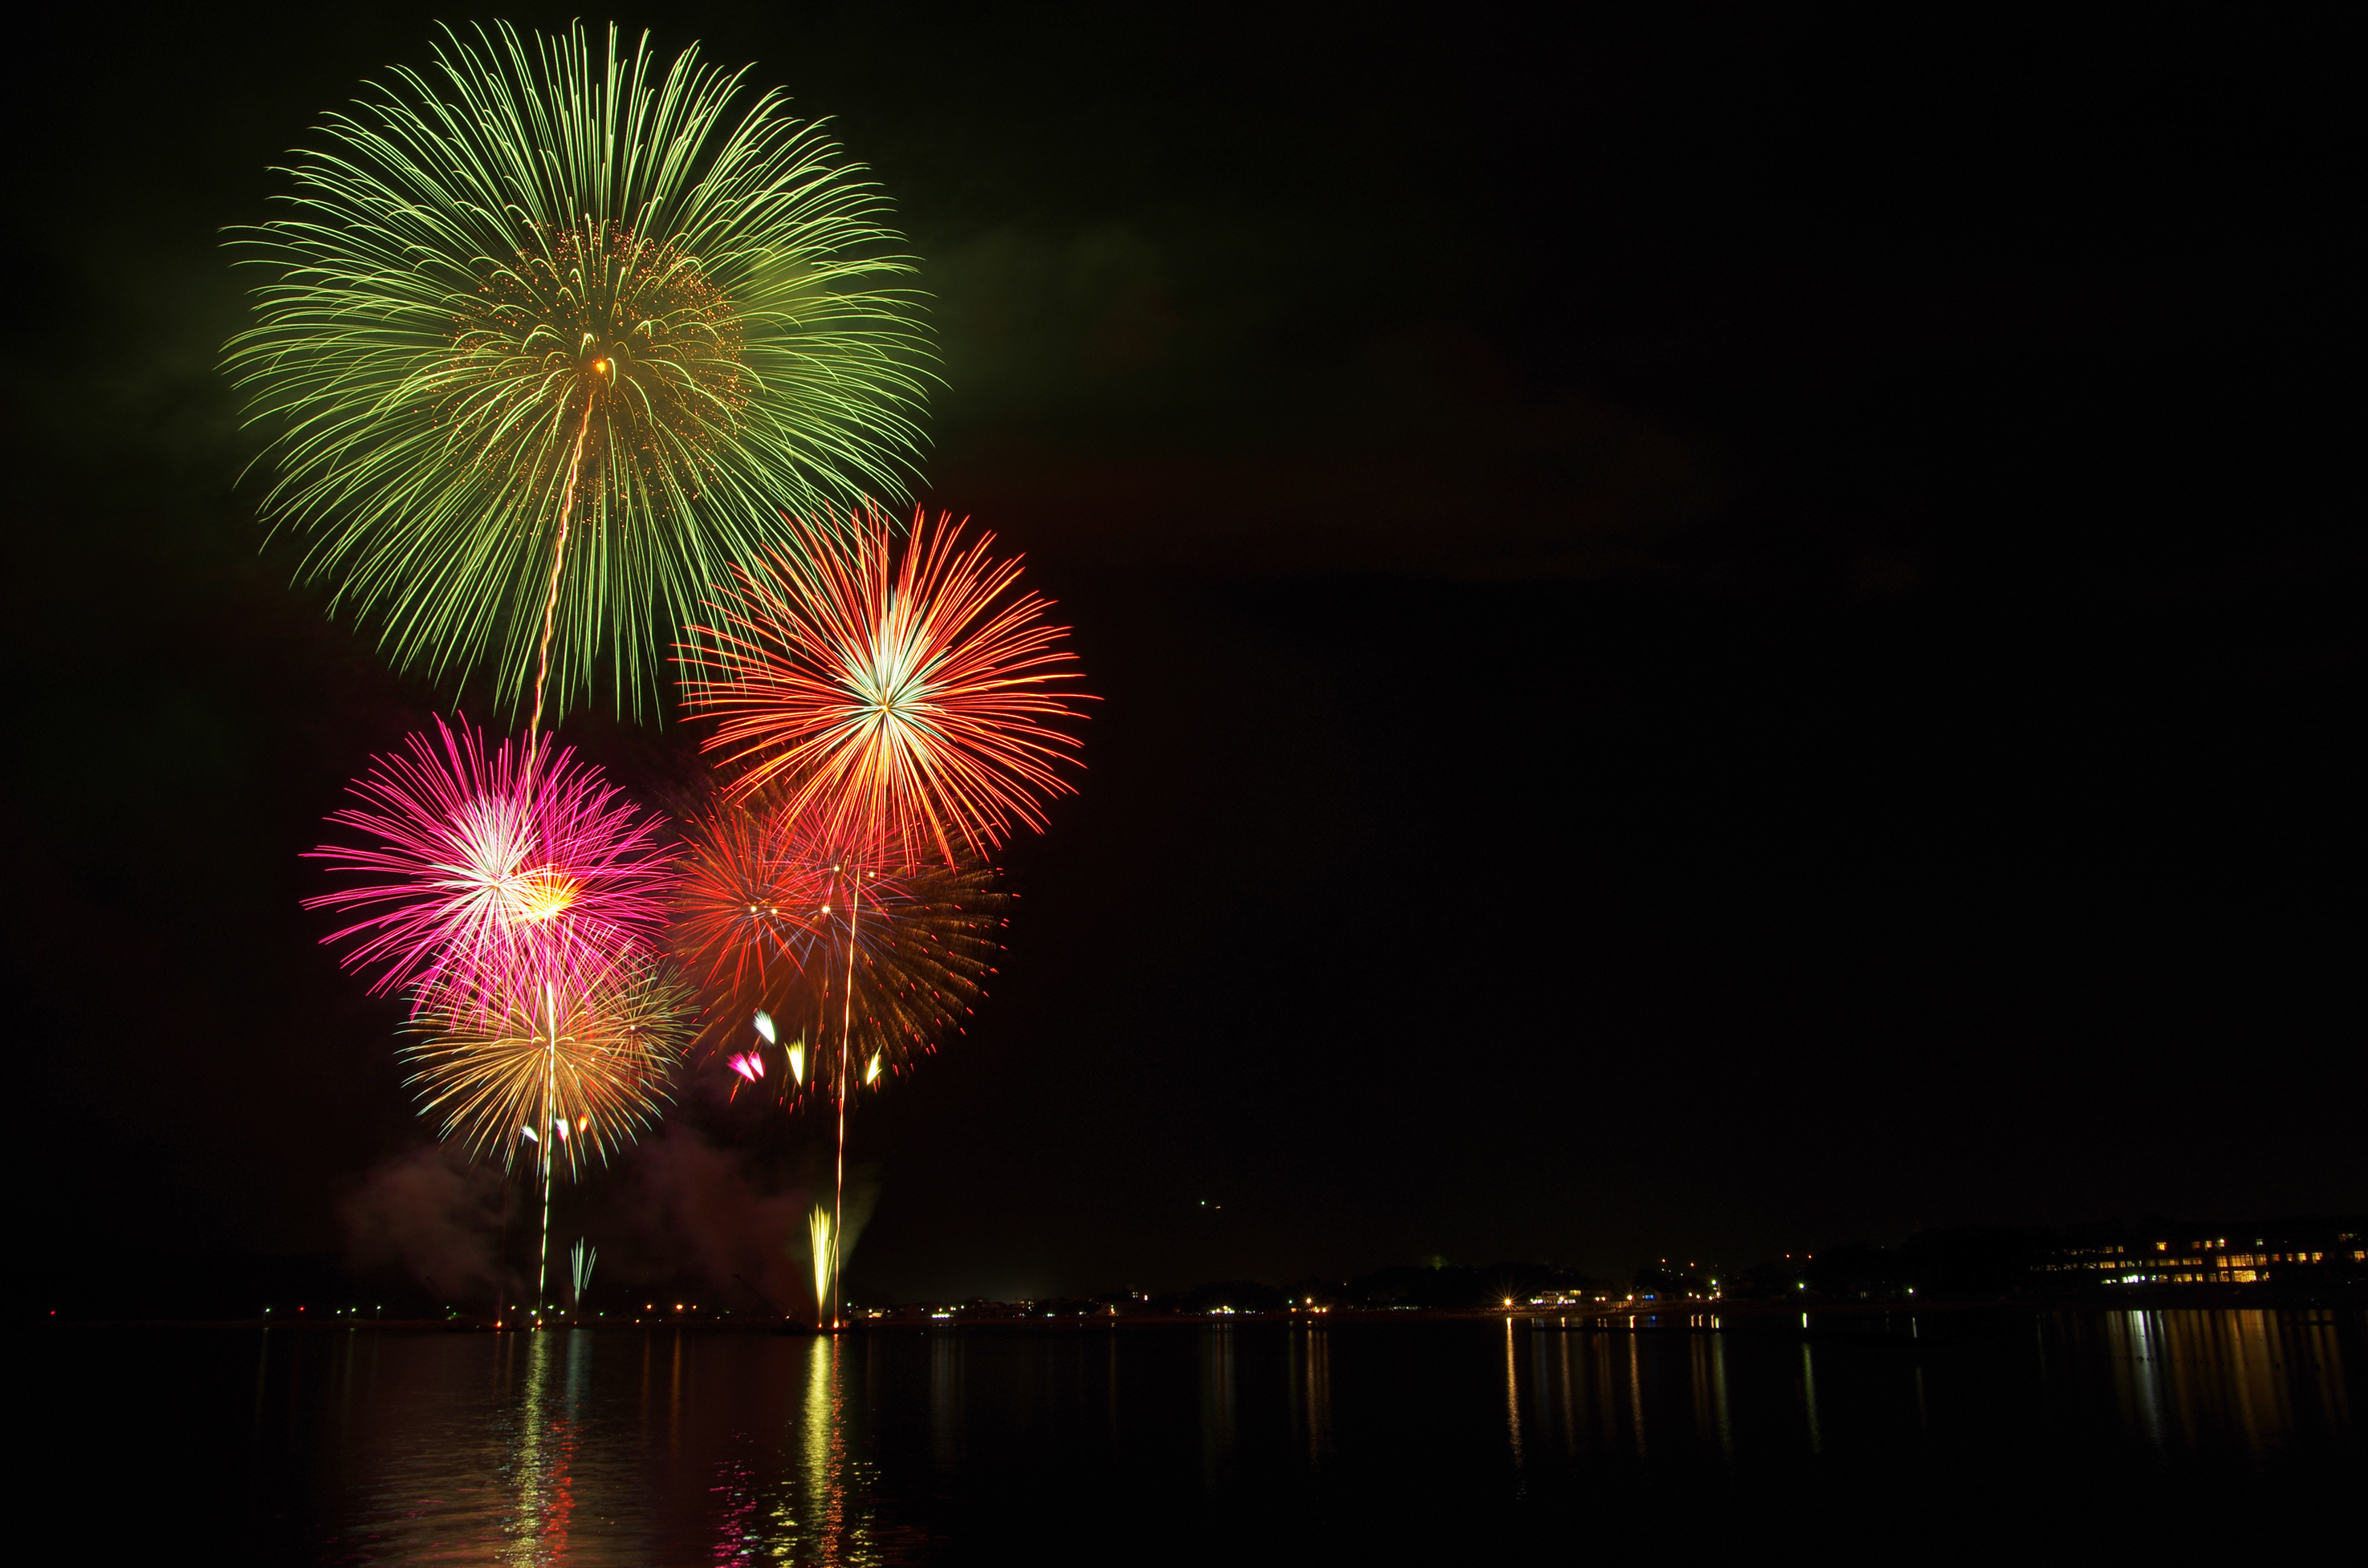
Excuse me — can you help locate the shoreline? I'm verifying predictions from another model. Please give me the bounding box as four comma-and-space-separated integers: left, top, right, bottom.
37, 1290, 2367, 1333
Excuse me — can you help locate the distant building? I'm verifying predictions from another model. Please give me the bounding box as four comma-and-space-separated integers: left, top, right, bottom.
2045, 1225, 2364, 1286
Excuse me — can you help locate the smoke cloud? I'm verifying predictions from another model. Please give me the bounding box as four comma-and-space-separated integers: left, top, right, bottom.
631, 1125, 810, 1316
339, 1144, 507, 1308
624, 1126, 890, 1318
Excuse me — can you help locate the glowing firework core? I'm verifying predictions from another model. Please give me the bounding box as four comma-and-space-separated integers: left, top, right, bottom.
504, 869, 582, 924
446, 222, 749, 503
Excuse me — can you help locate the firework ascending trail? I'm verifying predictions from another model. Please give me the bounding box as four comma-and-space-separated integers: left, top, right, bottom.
679, 506, 1091, 869
307, 717, 676, 1006
224, 21, 931, 723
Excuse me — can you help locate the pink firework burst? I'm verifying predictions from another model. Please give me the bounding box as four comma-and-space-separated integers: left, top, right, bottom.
307, 717, 677, 1005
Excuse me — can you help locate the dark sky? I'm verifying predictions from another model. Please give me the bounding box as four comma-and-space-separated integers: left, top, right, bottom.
4, 3, 2358, 1306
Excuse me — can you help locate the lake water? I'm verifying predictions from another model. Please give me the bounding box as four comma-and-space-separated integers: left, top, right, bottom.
36, 1310, 2361, 1562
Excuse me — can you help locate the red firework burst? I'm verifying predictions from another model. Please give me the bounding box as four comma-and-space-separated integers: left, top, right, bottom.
672, 794, 1003, 1082
677, 506, 1089, 868
307, 717, 677, 1005
669, 796, 832, 1014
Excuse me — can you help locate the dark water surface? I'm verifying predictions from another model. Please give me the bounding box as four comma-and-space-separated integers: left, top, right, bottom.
36, 1310, 2362, 1562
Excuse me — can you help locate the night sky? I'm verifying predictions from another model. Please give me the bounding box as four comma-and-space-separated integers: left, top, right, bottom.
6, 4, 2358, 1308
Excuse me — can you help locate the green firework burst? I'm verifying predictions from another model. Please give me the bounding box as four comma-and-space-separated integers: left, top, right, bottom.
224, 20, 932, 719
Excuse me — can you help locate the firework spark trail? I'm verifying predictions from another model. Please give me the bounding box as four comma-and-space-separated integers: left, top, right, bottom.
307, 717, 676, 1006
225, 20, 933, 719
538, 980, 558, 1312
679, 506, 1090, 870
834, 873, 857, 1328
